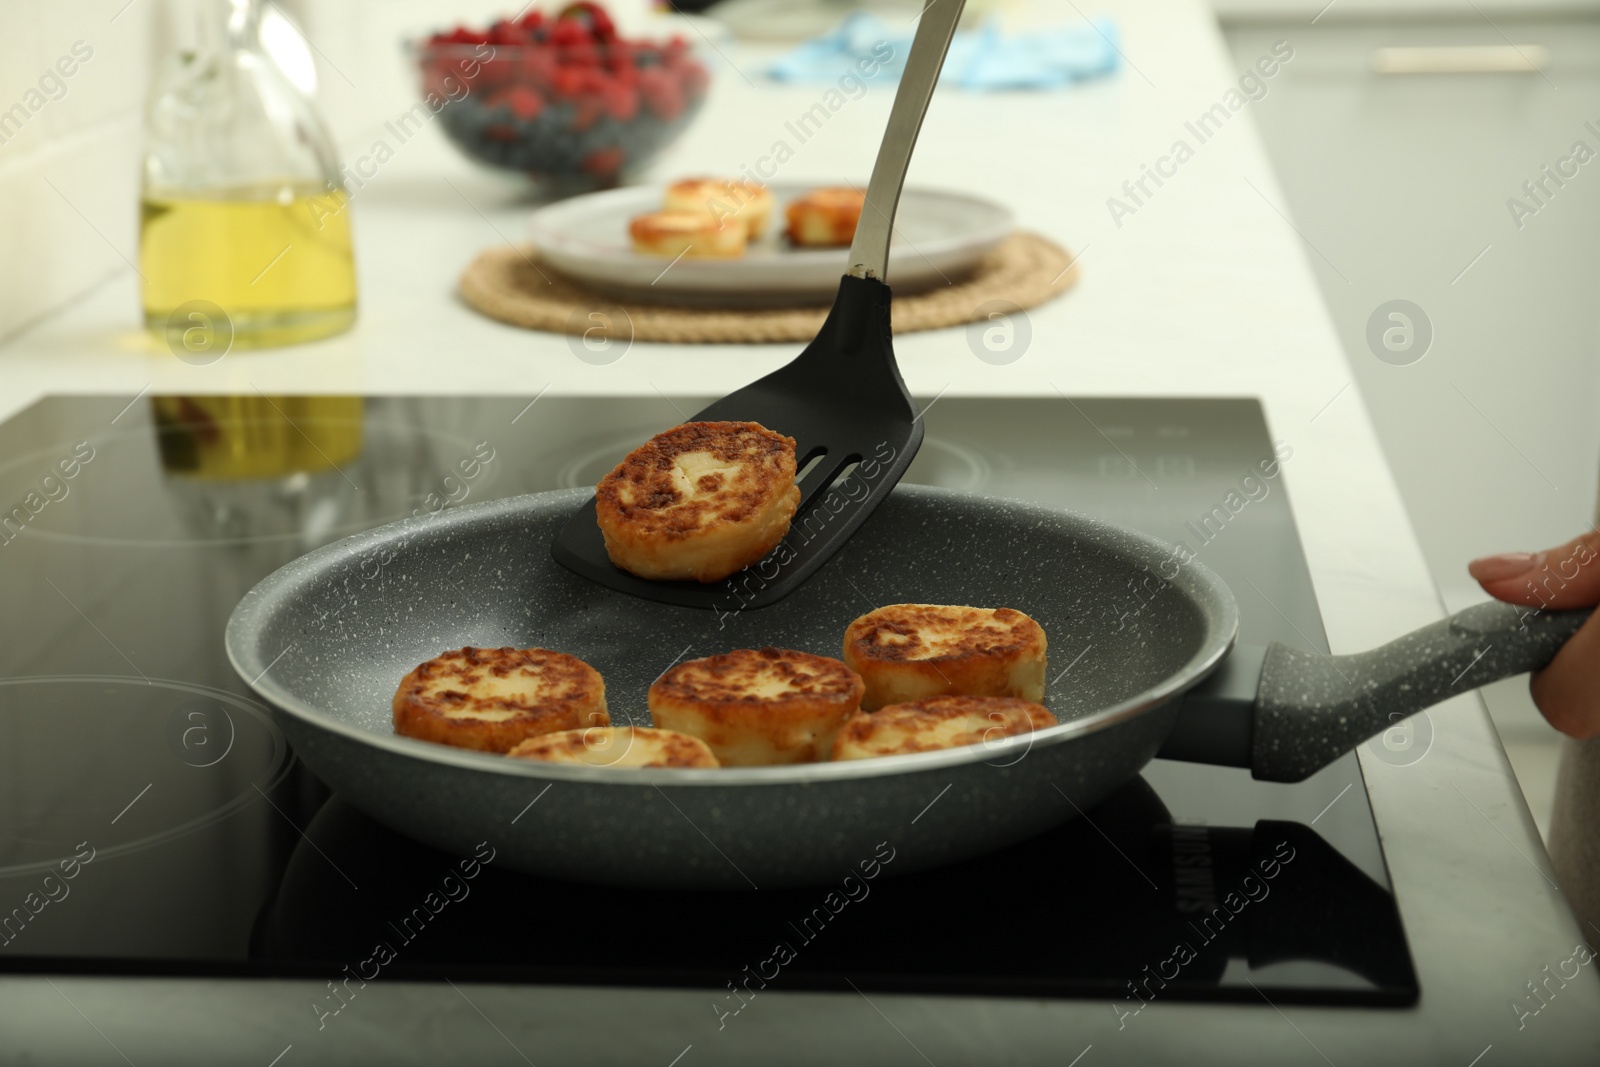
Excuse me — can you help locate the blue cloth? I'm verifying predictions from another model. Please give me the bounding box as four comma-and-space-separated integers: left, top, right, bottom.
765, 12, 1120, 91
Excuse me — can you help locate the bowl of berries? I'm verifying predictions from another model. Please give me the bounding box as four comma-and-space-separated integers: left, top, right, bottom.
414, 4, 712, 193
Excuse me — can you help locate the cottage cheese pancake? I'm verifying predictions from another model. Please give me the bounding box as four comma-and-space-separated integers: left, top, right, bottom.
508, 726, 719, 768
648, 647, 864, 765
393, 646, 608, 753
831, 695, 1056, 761
595, 420, 800, 582
843, 604, 1048, 711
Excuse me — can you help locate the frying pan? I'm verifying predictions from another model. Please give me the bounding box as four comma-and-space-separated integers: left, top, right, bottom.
225, 485, 1587, 890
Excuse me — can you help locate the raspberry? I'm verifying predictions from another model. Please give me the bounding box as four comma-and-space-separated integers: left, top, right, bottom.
553, 67, 584, 99
559, 2, 618, 43
504, 86, 543, 120
520, 50, 557, 90
603, 83, 638, 121
487, 19, 523, 47
604, 41, 634, 72
550, 19, 588, 48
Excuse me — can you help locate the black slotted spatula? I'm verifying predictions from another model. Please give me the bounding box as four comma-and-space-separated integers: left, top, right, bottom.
551, 0, 968, 611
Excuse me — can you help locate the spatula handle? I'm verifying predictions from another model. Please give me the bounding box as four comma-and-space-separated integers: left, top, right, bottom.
849, 0, 968, 282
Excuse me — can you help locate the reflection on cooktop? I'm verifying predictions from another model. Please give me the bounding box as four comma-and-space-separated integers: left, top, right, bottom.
253, 778, 1414, 1006
0, 397, 496, 550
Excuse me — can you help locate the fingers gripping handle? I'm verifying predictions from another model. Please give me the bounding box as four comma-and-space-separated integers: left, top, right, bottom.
1252, 601, 1590, 782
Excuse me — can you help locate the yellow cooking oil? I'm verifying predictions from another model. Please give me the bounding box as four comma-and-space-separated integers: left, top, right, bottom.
139, 181, 357, 349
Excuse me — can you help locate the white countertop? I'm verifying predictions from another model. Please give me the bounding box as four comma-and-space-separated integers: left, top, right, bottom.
2, 0, 1596, 1061
1214, 0, 1600, 20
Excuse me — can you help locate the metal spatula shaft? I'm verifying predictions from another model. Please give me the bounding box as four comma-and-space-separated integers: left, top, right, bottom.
551, 0, 968, 609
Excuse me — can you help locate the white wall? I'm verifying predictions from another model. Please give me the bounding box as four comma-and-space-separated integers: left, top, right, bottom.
0, 0, 163, 341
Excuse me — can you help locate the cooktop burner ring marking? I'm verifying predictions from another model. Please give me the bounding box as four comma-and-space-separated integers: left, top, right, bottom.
0, 675, 294, 879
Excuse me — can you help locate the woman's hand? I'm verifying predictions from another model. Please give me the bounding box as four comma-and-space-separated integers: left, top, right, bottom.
1470, 530, 1600, 739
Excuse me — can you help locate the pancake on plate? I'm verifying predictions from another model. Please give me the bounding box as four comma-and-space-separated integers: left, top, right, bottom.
664, 177, 773, 240
628, 210, 747, 259
785, 186, 866, 247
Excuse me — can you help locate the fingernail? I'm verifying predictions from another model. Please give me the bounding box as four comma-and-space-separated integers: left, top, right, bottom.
1469, 552, 1543, 582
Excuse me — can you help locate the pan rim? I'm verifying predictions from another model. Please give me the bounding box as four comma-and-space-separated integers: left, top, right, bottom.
226, 485, 1238, 787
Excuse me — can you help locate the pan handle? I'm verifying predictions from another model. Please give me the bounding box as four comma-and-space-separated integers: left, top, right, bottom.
1255, 601, 1588, 781
1162, 601, 1590, 782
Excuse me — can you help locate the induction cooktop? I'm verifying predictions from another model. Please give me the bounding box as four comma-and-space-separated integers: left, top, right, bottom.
0, 395, 1417, 1012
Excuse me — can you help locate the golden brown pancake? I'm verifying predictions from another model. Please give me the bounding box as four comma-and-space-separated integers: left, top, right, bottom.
664, 177, 773, 240
628, 210, 747, 259
648, 647, 865, 765
842, 604, 1048, 710
785, 186, 866, 247
393, 646, 608, 753
595, 421, 800, 583
831, 695, 1056, 761
507, 726, 719, 768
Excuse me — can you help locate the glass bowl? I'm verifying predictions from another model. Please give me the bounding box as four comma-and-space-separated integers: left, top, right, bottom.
411, 30, 711, 193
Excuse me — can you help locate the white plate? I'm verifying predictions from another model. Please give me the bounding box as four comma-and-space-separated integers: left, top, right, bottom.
527, 182, 1012, 307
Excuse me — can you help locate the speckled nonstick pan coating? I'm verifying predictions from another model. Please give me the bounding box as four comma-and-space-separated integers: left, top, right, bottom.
226, 484, 1590, 889
226, 485, 1236, 889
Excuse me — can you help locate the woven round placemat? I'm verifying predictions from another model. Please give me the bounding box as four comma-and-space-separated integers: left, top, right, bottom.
458, 230, 1078, 344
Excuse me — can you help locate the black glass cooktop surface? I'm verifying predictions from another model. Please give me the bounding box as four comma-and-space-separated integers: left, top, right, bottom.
0, 394, 1417, 1009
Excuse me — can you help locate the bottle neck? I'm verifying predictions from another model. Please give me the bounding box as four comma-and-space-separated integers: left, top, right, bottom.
198, 0, 263, 52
